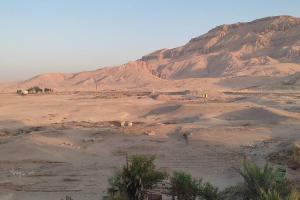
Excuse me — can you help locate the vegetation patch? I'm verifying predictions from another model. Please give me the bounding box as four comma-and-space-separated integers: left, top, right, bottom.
100, 155, 299, 200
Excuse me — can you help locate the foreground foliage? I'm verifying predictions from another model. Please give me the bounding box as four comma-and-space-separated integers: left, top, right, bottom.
107, 155, 166, 200
64, 156, 300, 200
239, 162, 296, 200
169, 171, 201, 200
169, 171, 219, 200
105, 156, 299, 200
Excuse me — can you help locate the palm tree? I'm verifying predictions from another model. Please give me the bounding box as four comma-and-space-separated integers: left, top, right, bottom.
260, 190, 281, 200
239, 161, 298, 200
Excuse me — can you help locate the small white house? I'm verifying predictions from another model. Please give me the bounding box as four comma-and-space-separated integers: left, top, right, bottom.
17, 90, 29, 95
22, 90, 29, 95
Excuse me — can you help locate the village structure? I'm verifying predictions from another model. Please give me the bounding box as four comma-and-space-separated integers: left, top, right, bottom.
17, 86, 54, 95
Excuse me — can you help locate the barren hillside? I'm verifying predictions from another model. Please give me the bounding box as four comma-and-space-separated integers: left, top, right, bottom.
5, 15, 300, 91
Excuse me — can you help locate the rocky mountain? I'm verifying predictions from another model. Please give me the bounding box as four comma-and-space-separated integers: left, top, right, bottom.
10, 16, 300, 90
141, 15, 300, 78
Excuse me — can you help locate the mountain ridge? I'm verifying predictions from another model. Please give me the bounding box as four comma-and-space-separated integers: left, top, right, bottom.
6, 15, 300, 90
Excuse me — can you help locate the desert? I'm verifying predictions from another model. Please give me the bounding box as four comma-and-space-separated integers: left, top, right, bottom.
1, 15, 300, 200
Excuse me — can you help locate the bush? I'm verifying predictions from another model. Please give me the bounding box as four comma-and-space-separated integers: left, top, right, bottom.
107, 155, 166, 200
107, 172, 127, 200
105, 157, 299, 200
260, 190, 281, 200
169, 171, 220, 200
169, 171, 201, 200
287, 191, 300, 200
199, 182, 220, 200
260, 190, 300, 200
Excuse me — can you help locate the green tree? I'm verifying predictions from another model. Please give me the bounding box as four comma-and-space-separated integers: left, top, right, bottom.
107, 172, 128, 200
169, 171, 201, 200
239, 161, 297, 200
107, 155, 166, 200
199, 182, 220, 200
169, 171, 219, 200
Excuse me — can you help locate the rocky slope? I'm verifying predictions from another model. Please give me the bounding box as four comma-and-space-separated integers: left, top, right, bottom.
141, 15, 300, 78
8, 16, 300, 90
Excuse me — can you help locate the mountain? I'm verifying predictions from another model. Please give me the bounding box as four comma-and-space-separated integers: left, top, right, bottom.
6, 15, 300, 91
140, 15, 300, 78
17, 61, 164, 90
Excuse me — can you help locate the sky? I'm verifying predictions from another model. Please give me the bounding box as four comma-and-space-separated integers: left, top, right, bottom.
1, 0, 300, 81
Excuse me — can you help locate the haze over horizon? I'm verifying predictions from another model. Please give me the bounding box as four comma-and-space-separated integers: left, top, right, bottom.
1, 0, 300, 81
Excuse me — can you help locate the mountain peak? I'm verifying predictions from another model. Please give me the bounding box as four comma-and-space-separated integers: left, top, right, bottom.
191, 15, 300, 42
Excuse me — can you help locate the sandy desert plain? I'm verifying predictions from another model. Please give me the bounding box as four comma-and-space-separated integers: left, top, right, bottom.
1, 15, 300, 200
0, 79, 300, 200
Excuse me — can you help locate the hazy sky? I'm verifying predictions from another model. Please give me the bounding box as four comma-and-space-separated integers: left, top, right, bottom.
1, 0, 300, 81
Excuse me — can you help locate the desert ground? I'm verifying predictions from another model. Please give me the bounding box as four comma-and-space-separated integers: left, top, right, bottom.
0, 83, 300, 200
1, 16, 300, 199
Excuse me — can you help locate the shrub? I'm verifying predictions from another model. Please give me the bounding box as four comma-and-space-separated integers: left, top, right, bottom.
105, 157, 299, 200
287, 191, 300, 200
260, 190, 281, 200
107, 155, 166, 200
169, 171, 201, 200
169, 171, 220, 200
260, 189, 300, 200
107, 172, 127, 200
199, 182, 220, 200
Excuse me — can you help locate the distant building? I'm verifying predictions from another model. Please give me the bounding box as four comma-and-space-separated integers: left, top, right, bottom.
16, 90, 28, 95
17, 87, 54, 96
28, 86, 43, 94
44, 88, 54, 93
